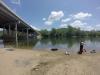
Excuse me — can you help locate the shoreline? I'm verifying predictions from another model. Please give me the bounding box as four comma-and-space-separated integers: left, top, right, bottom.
0, 48, 100, 75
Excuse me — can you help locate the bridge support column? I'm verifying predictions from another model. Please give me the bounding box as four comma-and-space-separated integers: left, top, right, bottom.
8, 24, 11, 35
26, 28, 29, 43
3, 25, 5, 37
27, 28, 30, 47
15, 23, 18, 47
3, 25, 5, 48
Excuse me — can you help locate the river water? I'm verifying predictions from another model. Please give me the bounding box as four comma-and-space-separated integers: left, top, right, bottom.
1, 37, 100, 52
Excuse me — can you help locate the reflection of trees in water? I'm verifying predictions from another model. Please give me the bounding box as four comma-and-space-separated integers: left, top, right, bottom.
66, 37, 78, 48
18, 38, 38, 49
39, 38, 50, 45
50, 38, 67, 46
40, 37, 100, 48
4, 36, 100, 49
40, 37, 86, 48
89, 37, 100, 43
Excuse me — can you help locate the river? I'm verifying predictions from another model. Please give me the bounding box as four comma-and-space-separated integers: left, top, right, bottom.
1, 37, 100, 53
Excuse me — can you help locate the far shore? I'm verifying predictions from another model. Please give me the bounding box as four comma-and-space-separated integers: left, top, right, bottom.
0, 48, 100, 75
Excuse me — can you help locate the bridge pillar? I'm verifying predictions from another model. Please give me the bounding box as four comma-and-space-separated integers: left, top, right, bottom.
26, 28, 29, 43
8, 24, 11, 35
3, 25, 5, 48
15, 23, 18, 47
3, 25, 5, 36
15, 21, 21, 47
26, 28, 29, 47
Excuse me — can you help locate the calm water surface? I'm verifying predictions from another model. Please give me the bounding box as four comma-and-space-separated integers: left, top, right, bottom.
34, 37, 100, 52
1, 37, 100, 52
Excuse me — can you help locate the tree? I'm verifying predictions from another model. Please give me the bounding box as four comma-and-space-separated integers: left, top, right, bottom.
40, 29, 49, 38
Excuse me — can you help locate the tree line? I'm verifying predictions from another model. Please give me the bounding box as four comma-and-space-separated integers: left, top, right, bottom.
40, 26, 100, 38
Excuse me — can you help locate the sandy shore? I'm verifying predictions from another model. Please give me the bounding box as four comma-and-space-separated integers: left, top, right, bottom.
0, 48, 100, 75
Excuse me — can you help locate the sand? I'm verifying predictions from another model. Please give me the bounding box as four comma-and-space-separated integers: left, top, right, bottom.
0, 48, 100, 75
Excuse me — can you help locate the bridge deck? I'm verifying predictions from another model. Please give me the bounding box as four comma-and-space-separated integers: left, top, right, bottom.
0, 1, 38, 34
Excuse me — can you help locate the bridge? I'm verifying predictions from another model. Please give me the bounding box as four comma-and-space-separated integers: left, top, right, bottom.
0, 1, 40, 47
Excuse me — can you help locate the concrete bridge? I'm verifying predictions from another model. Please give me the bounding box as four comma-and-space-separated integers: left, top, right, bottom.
0, 1, 40, 47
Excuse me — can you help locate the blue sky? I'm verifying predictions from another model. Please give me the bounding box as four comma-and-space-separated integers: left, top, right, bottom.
3, 0, 100, 31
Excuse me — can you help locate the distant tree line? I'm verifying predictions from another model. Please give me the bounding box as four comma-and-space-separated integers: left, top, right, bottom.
40, 26, 100, 38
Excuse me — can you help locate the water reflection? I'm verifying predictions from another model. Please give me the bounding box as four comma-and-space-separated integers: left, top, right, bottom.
35, 37, 100, 52
39, 37, 83, 48
0, 40, 4, 48
1, 37, 100, 52
4, 38, 38, 49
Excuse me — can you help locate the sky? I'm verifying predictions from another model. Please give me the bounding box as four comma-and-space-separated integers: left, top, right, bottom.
2, 0, 100, 31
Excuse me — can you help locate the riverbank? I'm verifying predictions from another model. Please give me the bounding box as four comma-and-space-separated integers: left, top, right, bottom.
0, 48, 100, 75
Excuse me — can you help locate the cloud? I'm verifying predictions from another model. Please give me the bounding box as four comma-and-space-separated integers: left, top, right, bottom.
71, 12, 92, 20
61, 18, 71, 23
60, 24, 68, 28
69, 20, 97, 31
60, 12, 93, 31
44, 21, 53, 26
43, 11, 95, 31
60, 23, 94, 31
44, 11, 64, 25
48, 11, 64, 21
94, 24, 100, 31
60, 20, 94, 31
82, 26, 94, 31
70, 20, 87, 28
83, 24, 100, 31
11, 0, 21, 5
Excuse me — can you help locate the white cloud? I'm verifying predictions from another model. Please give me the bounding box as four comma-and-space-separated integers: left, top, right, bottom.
81, 24, 100, 31
60, 21, 94, 31
44, 11, 64, 25
94, 24, 100, 31
70, 20, 87, 28
60, 24, 68, 28
60, 12, 92, 29
82, 26, 94, 31
44, 21, 53, 26
30, 25, 40, 31
72, 12, 92, 20
60, 12, 93, 31
48, 11, 64, 21
61, 18, 71, 23
43, 11, 95, 31
70, 21, 100, 31
11, 0, 21, 5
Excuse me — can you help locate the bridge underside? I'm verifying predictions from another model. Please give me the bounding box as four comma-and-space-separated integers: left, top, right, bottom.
0, 1, 39, 47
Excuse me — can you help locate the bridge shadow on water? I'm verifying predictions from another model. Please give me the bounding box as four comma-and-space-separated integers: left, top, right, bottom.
3, 37, 38, 49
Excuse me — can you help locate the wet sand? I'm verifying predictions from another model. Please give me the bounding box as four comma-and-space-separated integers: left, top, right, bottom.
0, 48, 100, 75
